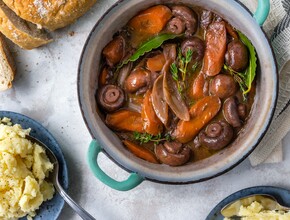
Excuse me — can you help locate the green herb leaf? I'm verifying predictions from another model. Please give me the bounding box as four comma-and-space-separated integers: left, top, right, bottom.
192, 62, 199, 73
133, 132, 174, 145
237, 31, 257, 95
119, 33, 181, 69
170, 63, 179, 81
185, 49, 193, 63
224, 64, 247, 100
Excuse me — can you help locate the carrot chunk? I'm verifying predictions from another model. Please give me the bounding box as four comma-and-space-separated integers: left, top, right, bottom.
191, 71, 206, 100
146, 54, 166, 72
106, 110, 144, 133
128, 5, 172, 35
123, 140, 159, 164
141, 90, 163, 135
174, 96, 221, 143
203, 21, 227, 76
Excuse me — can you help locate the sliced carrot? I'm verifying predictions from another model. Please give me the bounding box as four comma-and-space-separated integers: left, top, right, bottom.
146, 54, 166, 72
106, 110, 144, 133
225, 22, 238, 40
191, 71, 206, 100
203, 21, 227, 76
174, 96, 221, 143
141, 90, 163, 135
128, 5, 172, 35
123, 140, 159, 164
99, 67, 109, 86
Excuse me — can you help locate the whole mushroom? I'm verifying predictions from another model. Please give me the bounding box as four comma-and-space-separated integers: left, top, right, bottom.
223, 96, 243, 127
225, 40, 249, 72
199, 120, 234, 150
181, 37, 205, 62
124, 68, 151, 94
97, 84, 125, 112
166, 17, 186, 35
155, 141, 191, 166
171, 5, 198, 37
209, 74, 238, 99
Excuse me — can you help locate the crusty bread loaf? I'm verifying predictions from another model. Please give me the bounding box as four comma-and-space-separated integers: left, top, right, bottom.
3, 0, 97, 31
0, 33, 15, 91
0, 0, 52, 50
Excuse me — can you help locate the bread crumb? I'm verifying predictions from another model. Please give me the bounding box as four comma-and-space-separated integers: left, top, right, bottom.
69, 31, 75, 37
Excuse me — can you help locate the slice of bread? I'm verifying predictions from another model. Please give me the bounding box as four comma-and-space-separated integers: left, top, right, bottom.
0, 0, 52, 50
3, 0, 97, 31
0, 33, 15, 91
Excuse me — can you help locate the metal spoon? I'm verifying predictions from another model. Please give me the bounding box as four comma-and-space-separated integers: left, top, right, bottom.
221, 194, 290, 218
27, 135, 96, 220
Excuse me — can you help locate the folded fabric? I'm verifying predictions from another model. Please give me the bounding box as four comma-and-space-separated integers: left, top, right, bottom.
238, 0, 290, 166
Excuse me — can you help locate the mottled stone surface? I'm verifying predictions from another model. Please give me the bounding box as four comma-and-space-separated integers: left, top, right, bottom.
1, 1, 290, 220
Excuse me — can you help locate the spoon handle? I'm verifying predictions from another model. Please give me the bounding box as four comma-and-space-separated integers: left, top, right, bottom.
55, 181, 96, 220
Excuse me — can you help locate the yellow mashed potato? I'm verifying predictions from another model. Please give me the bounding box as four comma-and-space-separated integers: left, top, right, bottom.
0, 117, 55, 220
225, 201, 290, 220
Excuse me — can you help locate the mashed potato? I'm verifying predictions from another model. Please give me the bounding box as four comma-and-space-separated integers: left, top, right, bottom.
225, 201, 290, 220
0, 117, 55, 220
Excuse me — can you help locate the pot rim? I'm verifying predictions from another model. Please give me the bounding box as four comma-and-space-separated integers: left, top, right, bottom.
77, 0, 278, 184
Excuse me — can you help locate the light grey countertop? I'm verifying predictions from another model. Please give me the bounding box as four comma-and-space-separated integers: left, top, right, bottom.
1, 1, 290, 220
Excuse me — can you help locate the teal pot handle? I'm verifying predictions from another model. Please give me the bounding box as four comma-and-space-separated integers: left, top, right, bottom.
254, 0, 270, 26
87, 140, 144, 191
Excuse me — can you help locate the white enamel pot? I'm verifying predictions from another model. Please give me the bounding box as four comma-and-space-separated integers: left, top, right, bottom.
78, 0, 277, 191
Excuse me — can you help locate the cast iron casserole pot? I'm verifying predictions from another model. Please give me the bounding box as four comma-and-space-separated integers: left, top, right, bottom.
78, 0, 278, 191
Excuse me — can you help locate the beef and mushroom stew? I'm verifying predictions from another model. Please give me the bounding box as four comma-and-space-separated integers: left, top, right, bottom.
96, 4, 257, 167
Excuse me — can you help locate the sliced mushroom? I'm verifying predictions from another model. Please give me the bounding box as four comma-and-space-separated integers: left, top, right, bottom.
155, 141, 191, 166
151, 74, 168, 125
163, 61, 190, 121
171, 5, 198, 37
166, 17, 186, 35
223, 97, 242, 127
97, 85, 125, 112
199, 120, 234, 150
209, 74, 238, 99
181, 37, 205, 62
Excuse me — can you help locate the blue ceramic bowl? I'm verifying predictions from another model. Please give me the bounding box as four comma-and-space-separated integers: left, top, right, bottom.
0, 111, 68, 220
206, 186, 290, 220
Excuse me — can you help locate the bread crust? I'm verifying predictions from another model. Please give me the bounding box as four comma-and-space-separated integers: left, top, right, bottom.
0, 1, 52, 50
0, 33, 15, 91
3, 0, 97, 31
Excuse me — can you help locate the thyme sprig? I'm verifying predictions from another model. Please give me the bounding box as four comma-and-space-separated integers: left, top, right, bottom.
170, 48, 196, 95
133, 132, 174, 145
178, 48, 193, 81
224, 64, 248, 100
170, 63, 183, 94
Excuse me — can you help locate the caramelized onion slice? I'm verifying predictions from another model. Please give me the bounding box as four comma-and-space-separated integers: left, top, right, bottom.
117, 63, 132, 88
163, 61, 190, 121
151, 74, 168, 125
